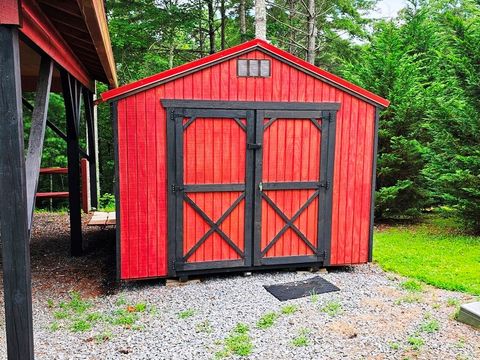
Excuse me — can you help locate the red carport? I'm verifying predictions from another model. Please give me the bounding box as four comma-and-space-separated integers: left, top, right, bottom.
0, 1, 117, 359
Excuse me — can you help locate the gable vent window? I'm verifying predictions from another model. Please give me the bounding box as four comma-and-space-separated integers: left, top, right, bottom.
237, 59, 271, 77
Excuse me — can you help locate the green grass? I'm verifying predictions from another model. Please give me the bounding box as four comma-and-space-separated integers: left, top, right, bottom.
291, 328, 310, 347
400, 280, 424, 293
407, 336, 424, 350
215, 323, 253, 358
280, 304, 298, 315
420, 319, 440, 333
256, 312, 278, 329
374, 214, 480, 295
320, 300, 343, 316
178, 309, 195, 319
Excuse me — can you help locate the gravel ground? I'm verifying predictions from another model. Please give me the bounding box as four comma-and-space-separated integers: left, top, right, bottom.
1, 214, 479, 359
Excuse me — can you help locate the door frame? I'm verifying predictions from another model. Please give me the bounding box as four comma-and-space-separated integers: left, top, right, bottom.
162, 100, 340, 276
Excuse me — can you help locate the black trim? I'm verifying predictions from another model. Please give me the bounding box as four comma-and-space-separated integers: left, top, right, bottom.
259, 255, 319, 266
183, 184, 245, 192
166, 108, 177, 276
252, 109, 265, 266
368, 107, 380, 262
176, 259, 245, 271
111, 101, 121, 281
162, 99, 340, 111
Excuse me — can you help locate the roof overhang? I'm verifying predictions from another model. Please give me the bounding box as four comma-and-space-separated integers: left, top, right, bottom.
101, 39, 389, 108
9, 0, 117, 92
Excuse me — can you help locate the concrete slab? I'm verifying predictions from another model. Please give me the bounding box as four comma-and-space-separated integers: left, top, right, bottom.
457, 302, 480, 329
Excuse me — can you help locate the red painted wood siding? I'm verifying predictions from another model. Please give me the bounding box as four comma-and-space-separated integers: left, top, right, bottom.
0, 0, 21, 25
116, 50, 375, 279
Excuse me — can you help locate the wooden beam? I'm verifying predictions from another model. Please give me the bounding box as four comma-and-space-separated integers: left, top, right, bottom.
0, 0, 21, 25
0, 25, 35, 360
25, 56, 54, 230
83, 88, 99, 208
77, 0, 118, 88
20, 0, 94, 90
61, 70, 83, 256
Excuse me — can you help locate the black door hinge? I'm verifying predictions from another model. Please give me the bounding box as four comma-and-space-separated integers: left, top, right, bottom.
171, 184, 184, 193
319, 250, 327, 260
319, 181, 330, 190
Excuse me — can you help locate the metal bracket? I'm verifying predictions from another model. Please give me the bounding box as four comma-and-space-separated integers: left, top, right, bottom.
247, 143, 262, 150
319, 250, 327, 260
319, 181, 330, 190
171, 184, 184, 193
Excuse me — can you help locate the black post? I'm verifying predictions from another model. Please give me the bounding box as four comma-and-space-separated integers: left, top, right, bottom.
61, 70, 83, 256
83, 87, 98, 209
0, 25, 35, 360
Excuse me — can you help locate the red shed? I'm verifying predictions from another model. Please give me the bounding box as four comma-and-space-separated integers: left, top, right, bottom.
102, 39, 389, 280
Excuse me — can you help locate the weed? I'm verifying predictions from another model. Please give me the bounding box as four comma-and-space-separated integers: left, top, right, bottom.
94, 330, 113, 343
71, 319, 92, 332
388, 341, 400, 350
400, 280, 423, 293
67, 292, 92, 314
432, 303, 441, 309
86, 312, 103, 323
281, 304, 298, 315
256, 312, 278, 329
49, 321, 60, 332
447, 298, 460, 307
110, 309, 139, 327
455, 338, 465, 348
407, 336, 424, 350
134, 302, 147, 312
420, 319, 439, 333
195, 320, 213, 333
292, 335, 309, 347
178, 309, 195, 319
394, 294, 422, 305
450, 307, 461, 320
320, 301, 342, 316
47, 299, 55, 308
233, 323, 249, 334
310, 290, 319, 304
115, 296, 127, 306
216, 323, 253, 358
53, 310, 69, 320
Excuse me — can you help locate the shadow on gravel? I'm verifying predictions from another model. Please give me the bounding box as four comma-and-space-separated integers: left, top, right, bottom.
0, 213, 118, 301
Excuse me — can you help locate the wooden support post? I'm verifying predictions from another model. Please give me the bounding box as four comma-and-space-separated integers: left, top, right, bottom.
0, 25, 35, 360
61, 70, 83, 256
25, 56, 54, 230
83, 87, 98, 208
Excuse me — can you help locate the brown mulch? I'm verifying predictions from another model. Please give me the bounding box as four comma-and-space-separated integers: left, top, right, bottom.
0, 212, 117, 302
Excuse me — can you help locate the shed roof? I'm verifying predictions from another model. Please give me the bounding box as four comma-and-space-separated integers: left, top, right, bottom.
101, 39, 389, 108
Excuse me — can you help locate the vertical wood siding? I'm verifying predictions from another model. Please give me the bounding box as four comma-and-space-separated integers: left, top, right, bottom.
116, 49, 375, 279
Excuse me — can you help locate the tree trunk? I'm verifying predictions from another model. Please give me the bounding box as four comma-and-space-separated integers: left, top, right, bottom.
306, 0, 316, 63
255, 0, 267, 40
220, 0, 226, 49
207, 0, 215, 54
198, 0, 204, 56
239, 0, 247, 41
288, 0, 296, 53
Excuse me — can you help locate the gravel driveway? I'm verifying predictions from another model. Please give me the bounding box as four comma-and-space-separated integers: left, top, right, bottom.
0, 214, 479, 359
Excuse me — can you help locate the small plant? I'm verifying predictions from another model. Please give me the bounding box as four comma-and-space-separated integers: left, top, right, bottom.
447, 298, 460, 307
110, 308, 139, 327
291, 328, 310, 347
455, 338, 465, 348
310, 290, 319, 304
49, 321, 60, 332
281, 304, 298, 315
47, 299, 55, 308
71, 319, 92, 332
195, 320, 213, 333
178, 309, 195, 319
407, 336, 424, 350
400, 280, 423, 293
432, 303, 441, 309
320, 301, 342, 316
134, 302, 147, 312
256, 312, 278, 329
94, 330, 113, 343
215, 323, 253, 358
420, 319, 439, 333
388, 341, 400, 350
394, 294, 422, 305
115, 296, 127, 306
450, 307, 461, 320
53, 309, 69, 320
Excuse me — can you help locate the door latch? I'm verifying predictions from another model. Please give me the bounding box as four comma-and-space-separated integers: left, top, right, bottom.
259, 182, 263, 192
171, 184, 184, 193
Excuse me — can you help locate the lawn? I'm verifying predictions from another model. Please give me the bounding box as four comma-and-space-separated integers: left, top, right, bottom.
373, 214, 480, 295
